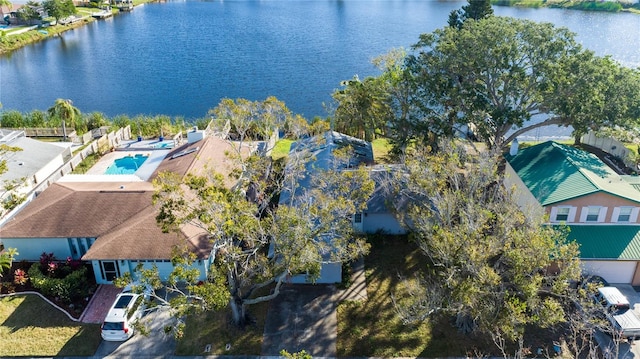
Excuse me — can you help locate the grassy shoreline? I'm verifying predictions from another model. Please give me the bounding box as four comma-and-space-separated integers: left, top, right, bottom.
492, 0, 640, 14
0, 0, 155, 55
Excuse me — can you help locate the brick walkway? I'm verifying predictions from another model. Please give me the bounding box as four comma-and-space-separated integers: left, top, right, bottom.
79, 284, 122, 323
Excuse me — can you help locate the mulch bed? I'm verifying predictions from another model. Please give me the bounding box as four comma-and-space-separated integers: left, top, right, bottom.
0, 261, 97, 319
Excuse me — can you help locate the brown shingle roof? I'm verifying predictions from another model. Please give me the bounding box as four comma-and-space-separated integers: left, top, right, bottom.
0, 135, 247, 260
0, 182, 153, 238
82, 207, 211, 260
150, 136, 248, 187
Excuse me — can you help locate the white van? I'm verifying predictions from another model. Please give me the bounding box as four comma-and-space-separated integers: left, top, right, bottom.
101, 292, 145, 341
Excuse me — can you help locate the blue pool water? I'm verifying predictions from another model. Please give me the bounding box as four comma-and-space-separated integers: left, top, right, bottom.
104, 154, 149, 175
154, 142, 173, 149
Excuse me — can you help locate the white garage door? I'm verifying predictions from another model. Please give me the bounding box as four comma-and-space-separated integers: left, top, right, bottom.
582, 260, 637, 284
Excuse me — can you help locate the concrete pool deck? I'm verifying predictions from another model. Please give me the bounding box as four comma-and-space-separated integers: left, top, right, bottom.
60, 150, 169, 183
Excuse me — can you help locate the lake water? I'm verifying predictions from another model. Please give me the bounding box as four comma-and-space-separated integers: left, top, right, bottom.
1, 1, 639, 124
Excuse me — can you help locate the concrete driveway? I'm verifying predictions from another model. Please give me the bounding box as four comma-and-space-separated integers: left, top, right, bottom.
93, 309, 176, 358
261, 284, 337, 357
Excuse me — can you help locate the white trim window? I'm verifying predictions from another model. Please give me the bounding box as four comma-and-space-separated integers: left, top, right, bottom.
549, 206, 576, 223
612, 207, 640, 223
353, 213, 362, 223
580, 206, 607, 223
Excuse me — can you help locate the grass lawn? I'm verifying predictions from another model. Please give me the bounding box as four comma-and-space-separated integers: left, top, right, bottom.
271, 139, 293, 160
0, 294, 101, 357
175, 300, 270, 355
337, 235, 487, 357
337, 235, 558, 357
371, 138, 392, 164
72, 153, 102, 174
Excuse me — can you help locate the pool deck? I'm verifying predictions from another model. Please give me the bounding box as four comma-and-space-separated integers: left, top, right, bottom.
118, 139, 177, 151
61, 150, 169, 182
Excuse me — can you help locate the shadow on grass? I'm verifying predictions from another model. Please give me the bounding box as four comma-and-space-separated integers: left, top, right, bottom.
57, 324, 102, 356
175, 298, 269, 355
2, 295, 75, 331
337, 234, 494, 357
0, 294, 101, 356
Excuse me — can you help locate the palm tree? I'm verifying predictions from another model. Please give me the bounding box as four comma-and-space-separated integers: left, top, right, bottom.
1, 0, 12, 26
47, 98, 82, 136
0, 248, 17, 278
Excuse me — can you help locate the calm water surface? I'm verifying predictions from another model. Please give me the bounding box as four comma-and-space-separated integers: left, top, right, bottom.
0, 1, 639, 121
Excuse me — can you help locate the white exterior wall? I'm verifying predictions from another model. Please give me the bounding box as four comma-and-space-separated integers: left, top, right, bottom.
362, 213, 406, 235
290, 261, 342, 284
582, 260, 637, 284
34, 155, 64, 185
503, 162, 545, 219
3, 237, 73, 261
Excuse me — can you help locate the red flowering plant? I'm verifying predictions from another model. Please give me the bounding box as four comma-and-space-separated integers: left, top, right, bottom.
13, 269, 28, 286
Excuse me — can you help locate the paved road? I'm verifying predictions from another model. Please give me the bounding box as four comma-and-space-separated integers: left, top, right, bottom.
92, 309, 176, 358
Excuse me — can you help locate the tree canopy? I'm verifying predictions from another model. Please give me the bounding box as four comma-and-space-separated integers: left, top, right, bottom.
390, 140, 581, 340
448, 0, 493, 29
332, 16, 640, 152
42, 0, 75, 23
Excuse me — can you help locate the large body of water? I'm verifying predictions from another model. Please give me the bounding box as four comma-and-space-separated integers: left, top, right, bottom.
1, 1, 639, 122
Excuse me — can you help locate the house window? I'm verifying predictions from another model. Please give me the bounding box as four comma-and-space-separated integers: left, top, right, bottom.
555, 207, 570, 221
586, 207, 600, 222
354, 213, 362, 223
618, 207, 633, 222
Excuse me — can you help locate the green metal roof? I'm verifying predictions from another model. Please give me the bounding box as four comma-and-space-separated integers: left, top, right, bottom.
506, 141, 640, 206
565, 225, 640, 260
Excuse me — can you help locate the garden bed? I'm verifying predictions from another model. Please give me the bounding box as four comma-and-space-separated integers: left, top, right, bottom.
0, 258, 97, 319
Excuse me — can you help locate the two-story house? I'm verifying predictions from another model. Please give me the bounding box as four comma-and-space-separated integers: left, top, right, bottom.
505, 141, 640, 284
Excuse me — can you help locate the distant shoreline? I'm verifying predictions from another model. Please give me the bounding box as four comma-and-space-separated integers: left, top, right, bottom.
0, 0, 155, 55
492, 0, 640, 14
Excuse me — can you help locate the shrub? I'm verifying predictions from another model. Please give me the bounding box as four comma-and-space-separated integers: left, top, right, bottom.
28, 263, 90, 304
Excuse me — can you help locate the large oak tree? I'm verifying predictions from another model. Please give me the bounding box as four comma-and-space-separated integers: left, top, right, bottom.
403, 16, 640, 149
390, 140, 582, 341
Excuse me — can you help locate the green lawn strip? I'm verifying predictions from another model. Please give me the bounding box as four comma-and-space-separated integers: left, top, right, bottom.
72, 153, 102, 174
175, 299, 269, 355
271, 139, 293, 160
0, 294, 101, 357
371, 138, 392, 164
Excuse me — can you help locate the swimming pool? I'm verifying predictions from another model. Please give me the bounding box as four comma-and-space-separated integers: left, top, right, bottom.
104, 154, 149, 175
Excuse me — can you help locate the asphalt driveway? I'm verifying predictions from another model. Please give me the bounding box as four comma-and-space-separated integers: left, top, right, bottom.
93, 309, 175, 358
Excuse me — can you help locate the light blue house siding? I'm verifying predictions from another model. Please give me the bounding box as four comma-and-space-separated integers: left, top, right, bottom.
2, 237, 94, 261
289, 262, 342, 284
90, 255, 212, 285
359, 213, 406, 235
